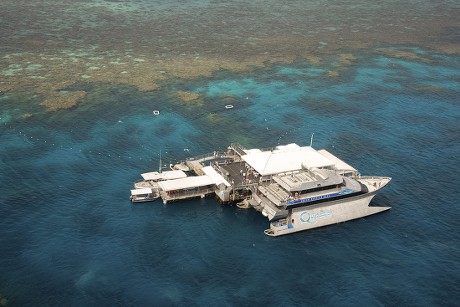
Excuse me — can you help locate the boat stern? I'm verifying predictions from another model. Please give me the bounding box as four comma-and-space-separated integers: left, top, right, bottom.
264, 219, 292, 237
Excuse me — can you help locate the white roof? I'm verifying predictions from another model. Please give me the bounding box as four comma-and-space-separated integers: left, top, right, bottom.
244, 148, 262, 155
202, 166, 231, 187
141, 170, 187, 181
317, 149, 357, 172
275, 143, 300, 150
242, 144, 334, 176
158, 176, 215, 192
131, 188, 152, 195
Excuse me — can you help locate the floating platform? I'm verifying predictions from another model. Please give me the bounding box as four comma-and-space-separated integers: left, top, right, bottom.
131, 142, 391, 236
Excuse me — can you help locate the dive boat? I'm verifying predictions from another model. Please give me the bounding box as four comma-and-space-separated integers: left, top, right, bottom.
235, 143, 391, 236
130, 188, 159, 203
132, 169, 188, 202
258, 168, 391, 236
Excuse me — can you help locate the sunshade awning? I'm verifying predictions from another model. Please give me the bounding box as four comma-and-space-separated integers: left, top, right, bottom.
158, 176, 215, 192
141, 170, 187, 181
242, 145, 334, 176
131, 188, 153, 195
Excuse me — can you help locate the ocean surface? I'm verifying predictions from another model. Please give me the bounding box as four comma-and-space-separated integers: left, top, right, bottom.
1, 1, 460, 306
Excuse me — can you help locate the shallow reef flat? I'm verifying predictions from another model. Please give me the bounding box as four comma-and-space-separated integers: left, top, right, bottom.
0, 0, 459, 112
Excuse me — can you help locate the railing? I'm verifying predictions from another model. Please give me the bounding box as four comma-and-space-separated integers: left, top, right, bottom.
356, 176, 392, 191
162, 187, 215, 200
186, 152, 217, 162
186, 151, 233, 163
230, 142, 283, 155
271, 219, 288, 228
357, 176, 391, 180
229, 143, 249, 157
182, 144, 246, 164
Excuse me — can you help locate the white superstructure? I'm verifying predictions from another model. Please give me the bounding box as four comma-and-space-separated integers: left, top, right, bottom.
241, 144, 335, 176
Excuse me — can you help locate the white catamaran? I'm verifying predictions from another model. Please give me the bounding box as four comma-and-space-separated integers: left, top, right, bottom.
236, 143, 391, 236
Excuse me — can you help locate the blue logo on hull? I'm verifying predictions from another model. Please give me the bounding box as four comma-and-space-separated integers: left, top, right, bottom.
300, 211, 332, 224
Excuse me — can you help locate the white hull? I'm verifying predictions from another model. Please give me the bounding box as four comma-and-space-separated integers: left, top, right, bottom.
264, 177, 391, 236
130, 196, 158, 203
130, 187, 160, 203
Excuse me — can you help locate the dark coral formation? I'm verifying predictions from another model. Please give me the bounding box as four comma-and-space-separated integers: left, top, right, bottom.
0, 0, 459, 112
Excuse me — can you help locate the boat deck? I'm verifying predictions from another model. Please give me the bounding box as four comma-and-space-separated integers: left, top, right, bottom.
218, 161, 258, 188
159, 187, 215, 204
186, 160, 205, 175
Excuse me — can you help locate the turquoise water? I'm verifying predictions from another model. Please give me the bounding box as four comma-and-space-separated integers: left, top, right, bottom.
1, 49, 460, 305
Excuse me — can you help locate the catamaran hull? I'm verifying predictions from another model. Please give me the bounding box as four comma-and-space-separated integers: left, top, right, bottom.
264, 192, 390, 236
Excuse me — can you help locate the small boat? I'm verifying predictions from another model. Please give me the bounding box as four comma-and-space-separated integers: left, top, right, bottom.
225, 104, 234, 109
130, 188, 159, 203
132, 151, 187, 202
170, 162, 190, 172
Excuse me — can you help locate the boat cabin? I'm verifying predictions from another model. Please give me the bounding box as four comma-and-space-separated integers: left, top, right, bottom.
130, 188, 158, 203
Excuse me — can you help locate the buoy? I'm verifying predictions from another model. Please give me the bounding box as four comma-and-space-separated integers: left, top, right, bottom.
225, 105, 234, 109
153, 110, 160, 115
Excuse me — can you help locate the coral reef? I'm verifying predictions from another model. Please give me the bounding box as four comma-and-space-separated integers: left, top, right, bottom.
0, 0, 458, 113
376, 49, 433, 63
338, 53, 358, 66
0, 295, 7, 306
40, 91, 87, 111
176, 91, 201, 102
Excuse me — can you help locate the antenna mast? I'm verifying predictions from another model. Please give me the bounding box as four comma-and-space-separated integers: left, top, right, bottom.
159, 150, 162, 173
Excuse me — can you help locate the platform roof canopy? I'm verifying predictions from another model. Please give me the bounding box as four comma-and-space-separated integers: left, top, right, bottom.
157, 167, 231, 191
130, 188, 153, 195
317, 149, 357, 173
202, 166, 231, 187
241, 143, 335, 176
141, 170, 187, 181
158, 176, 215, 192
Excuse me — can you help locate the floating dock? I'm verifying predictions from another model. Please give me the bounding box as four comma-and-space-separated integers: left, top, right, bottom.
163, 145, 248, 204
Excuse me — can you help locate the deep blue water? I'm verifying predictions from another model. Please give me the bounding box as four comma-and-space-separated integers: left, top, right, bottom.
1, 49, 460, 305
